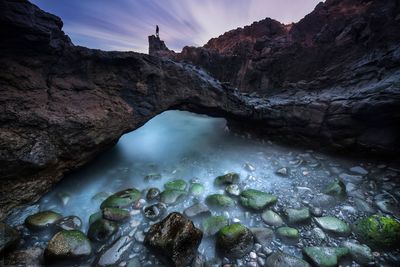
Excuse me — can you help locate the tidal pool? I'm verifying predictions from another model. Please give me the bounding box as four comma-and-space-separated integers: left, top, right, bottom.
7, 110, 400, 266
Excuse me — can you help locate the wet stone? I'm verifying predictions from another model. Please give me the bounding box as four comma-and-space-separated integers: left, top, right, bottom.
250, 227, 273, 246
339, 173, 362, 184
202, 216, 228, 236
0, 222, 20, 254
206, 194, 234, 209
146, 188, 160, 201
311, 227, 327, 243
310, 206, 323, 217
303, 246, 349, 267
285, 208, 311, 224
25, 211, 62, 231
57, 192, 70, 206
261, 210, 283, 227
349, 166, 368, 175
277, 226, 299, 239
89, 212, 102, 225
103, 208, 130, 222
142, 203, 167, 221
276, 167, 288, 176
375, 197, 400, 216
214, 173, 240, 186
354, 198, 375, 213
56, 216, 82, 231
160, 189, 188, 205
216, 223, 254, 259
354, 215, 400, 248
311, 194, 336, 208
45, 230, 92, 261
184, 203, 211, 218
92, 192, 109, 202
100, 188, 141, 209
164, 179, 187, 191
190, 183, 204, 196
239, 189, 277, 211
95, 236, 134, 267
225, 184, 240, 196
341, 240, 374, 265
144, 212, 203, 267
244, 162, 256, 172
88, 219, 118, 242
266, 252, 310, 267
314, 216, 351, 236
323, 180, 346, 198
144, 173, 161, 181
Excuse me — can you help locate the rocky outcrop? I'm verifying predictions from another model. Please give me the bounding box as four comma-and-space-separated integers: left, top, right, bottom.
148, 35, 175, 57
0, 0, 399, 219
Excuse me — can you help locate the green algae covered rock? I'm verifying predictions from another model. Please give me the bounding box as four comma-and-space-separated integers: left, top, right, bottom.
102, 207, 130, 222
239, 189, 277, 211
205, 194, 234, 208
314, 216, 351, 236
88, 219, 118, 242
214, 173, 239, 186
88, 212, 102, 225
216, 223, 254, 258
277, 226, 299, 239
324, 180, 346, 198
45, 230, 91, 261
285, 208, 311, 224
25, 211, 62, 231
354, 215, 400, 248
202, 216, 228, 236
190, 183, 204, 196
303, 247, 349, 267
100, 188, 141, 209
164, 179, 187, 191
160, 189, 188, 205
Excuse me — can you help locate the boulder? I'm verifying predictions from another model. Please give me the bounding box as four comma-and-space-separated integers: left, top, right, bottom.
144, 212, 202, 267
45, 230, 91, 261
216, 223, 254, 258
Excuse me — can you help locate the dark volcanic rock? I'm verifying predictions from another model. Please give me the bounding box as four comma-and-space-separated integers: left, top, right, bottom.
143, 212, 203, 267
0, 0, 400, 219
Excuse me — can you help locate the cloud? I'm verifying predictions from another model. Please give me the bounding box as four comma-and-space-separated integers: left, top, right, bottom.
30, 0, 321, 53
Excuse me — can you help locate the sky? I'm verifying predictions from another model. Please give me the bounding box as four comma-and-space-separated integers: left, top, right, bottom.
30, 0, 322, 53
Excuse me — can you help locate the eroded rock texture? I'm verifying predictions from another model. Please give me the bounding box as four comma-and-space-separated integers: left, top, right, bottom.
0, 0, 399, 218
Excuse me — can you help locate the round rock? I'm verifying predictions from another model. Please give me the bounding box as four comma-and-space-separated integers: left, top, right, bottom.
45, 230, 91, 261
25, 211, 62, 231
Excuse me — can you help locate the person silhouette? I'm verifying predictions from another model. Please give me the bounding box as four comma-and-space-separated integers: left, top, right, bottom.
156, 25, 159, 38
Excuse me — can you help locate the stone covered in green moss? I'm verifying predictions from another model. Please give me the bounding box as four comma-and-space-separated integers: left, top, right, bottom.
100, 188, 141, 209
239, 189, 277, 210
202, 216, 228, 236
354, 215, 400, 248
261, 210, 284, 227
216, 223, 254, 258
102, 207, 130, 222
88, 219, 118, 242
160, 189, 188, 205
324, 180, 346, 198
45, 230, 91, 261
25, 211, 62, 231
214, 173, 239, 186
205, 194, 234, 208
189, 183, 204, 196
164, 179, 187, 191
285, 208, 311, 224
314, 216, 351, 236
88, 212, 102, 225
303, 247, 349, 267
277, 227, 299, 239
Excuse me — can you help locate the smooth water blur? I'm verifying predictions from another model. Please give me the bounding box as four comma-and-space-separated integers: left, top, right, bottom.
11, 110, 400, 265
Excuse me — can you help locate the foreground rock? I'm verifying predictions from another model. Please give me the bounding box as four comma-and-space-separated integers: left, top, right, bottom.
88, 219, 118, 242
354, 215, 400, 248
144, 212, 202, 267
0, 222, 20, 254
45, 230, 91, 261
100, 189, 141, 209
94, 236, 134, 267
206, 194, 234, 208
266, 252, 310, 267
314, 216, 351, 236
341, 240, 374, 265
239, 189, 277, 210
216, 223, 254, 258
303, 247, 349, 267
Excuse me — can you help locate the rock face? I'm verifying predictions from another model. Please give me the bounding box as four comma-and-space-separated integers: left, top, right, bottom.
143, 212, 203, 267
0, 0, 400, 219
148, 35, 175, 57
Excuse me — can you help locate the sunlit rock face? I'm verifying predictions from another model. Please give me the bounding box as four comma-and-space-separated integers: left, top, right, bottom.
0, 0, 399, 220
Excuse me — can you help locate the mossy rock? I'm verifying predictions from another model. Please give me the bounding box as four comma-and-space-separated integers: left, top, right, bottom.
45, 230, 91, 261
146, 188, 161, 201
239, 189, 277, 211
214, 173, 239, 186
324, 180, 346, 198
267, 252, 311, 267
102, 207, 130, 222
277, 227, 299, 239
285, 208, 311, 224
216, 223, 254, 258
25, 211, 62, 231
202, 216, 228, 236
160, 189, 188, 205
88, 212, 102, 225
354, 215, 400, 248
303, 246, 349, 267
205, 194, 234, 208
190, 183, 204, 196
314, 216, 351, 236
100, 188, 141, 209
88, 219, 118, 242
164, 179, 187, 191
261, 210, 283, 227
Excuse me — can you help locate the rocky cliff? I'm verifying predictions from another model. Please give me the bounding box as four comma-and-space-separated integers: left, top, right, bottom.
0, 0, 399, 219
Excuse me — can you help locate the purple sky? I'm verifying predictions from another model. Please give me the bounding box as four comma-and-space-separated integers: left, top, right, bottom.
30, 0, 322, 53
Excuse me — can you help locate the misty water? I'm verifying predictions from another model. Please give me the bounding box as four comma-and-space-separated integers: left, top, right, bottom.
8, 110, 400, 266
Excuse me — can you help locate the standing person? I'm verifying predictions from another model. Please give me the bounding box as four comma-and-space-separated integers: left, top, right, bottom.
156, 25, 159, 38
